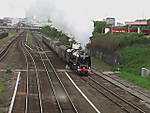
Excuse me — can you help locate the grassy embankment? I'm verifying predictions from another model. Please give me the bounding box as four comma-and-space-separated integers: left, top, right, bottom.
0, 81, 5, 113
0, 32, 18, 113
0, 69, 12, 94
26, 32, 34, 48
0, 32, 19, 70
0, 69, 13, 113
90, 33, 150, 90
0, 32, 18, 48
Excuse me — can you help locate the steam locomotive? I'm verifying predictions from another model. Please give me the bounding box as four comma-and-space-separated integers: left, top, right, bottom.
42, 36, 91, 75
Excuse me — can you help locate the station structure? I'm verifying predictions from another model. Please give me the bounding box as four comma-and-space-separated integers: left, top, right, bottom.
105, 20, 150, 34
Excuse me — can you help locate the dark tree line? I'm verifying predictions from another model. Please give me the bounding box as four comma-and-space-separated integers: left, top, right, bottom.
40, 26, 76, 45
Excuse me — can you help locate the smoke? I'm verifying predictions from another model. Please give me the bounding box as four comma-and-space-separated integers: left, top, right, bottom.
26, 0, 150, 47
26, 0, 99, 47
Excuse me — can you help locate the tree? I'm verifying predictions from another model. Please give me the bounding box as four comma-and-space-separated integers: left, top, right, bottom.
0, 19, 3, 24
92, 21, 112, 36
40, 26, 77, 45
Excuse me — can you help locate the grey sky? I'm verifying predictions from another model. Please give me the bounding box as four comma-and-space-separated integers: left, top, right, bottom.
1, 0, 150, 21
1, 0, 150, 46
0, 0, 32, 18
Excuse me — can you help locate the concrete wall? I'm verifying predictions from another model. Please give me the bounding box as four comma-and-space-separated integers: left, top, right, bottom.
89, 48, 121, 66
141, 68, 150, 77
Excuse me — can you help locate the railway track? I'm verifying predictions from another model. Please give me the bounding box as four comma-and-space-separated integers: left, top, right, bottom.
23, 42, 43, 113
91, 69, 150, 108
80, 75, 149, 113
0, 32, 22, 61
8, 32, 80, 113
33, 33, 104, 113
34, 37, 79, 113
35, 33, 150, 107
31, 33, 150, 113
35, 33, 138, 113
92, 70, 150, 103
7, 33, 28, 113
0, 32, 28, 113
8, 32, 42, 113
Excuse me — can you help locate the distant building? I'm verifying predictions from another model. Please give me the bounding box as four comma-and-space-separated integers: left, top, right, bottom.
125, 20, 150, 34
103, 17, 115, 26
3, 17, 12, 21
2, 17, 13, 26
117, 22, 124, 26
0, 19, 4, 25
104, 19, 150, 34
125, 21, 150, 25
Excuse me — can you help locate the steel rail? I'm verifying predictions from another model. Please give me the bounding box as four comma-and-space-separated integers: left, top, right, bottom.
81, 76, 131, 113
7, 33, 28, 113
8, 72, 21, 113
87, 76, 146, 113
92, 70, 150, 102
35, 38, 79, 113
36, 46, 63, 113
19, 34, 29, 113
0, 33, 21, 61
65, 72, 102, 113
23, 41, 43, 113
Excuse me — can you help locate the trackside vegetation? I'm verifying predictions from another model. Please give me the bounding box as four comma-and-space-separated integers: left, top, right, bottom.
0, 32, 18, 48
27, 32, 33, 47
0, 69, 13, 113
27, 32, 35, 48
88, 33, 147, 51
40, 26, 76, 45
88, 20, 150, 90
0, 81, 5, 113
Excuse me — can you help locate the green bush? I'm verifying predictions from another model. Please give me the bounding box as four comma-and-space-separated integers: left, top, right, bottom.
5, 68, 12, 74
89, 33, 149, 52
40, 26, 75, 45
92, 56, 150, 90
118, 46, 150, 74
118, 72, 150, 90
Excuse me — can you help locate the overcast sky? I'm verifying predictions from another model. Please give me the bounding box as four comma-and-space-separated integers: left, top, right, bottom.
1, 0, 150, 21
1, 0, 150, 46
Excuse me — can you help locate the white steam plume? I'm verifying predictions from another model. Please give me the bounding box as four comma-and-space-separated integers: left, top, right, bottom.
26, 0, 101, 47
29, 0, 134, 47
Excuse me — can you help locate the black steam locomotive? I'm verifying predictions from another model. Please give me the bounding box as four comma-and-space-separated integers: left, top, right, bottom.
42, 36, 91, 75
